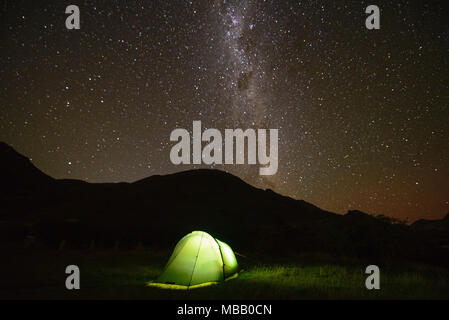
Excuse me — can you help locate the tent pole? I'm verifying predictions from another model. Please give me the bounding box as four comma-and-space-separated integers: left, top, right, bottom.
216, 238, 226, 281
187, 232, 204, 288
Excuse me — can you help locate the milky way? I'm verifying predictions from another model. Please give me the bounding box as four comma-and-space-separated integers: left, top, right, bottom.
0, 1, 448, 221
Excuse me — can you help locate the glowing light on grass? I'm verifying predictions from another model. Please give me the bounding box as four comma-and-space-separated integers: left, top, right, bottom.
147, 231, 239, 289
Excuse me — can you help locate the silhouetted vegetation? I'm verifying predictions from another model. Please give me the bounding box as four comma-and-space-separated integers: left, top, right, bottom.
372, 214, 409, 226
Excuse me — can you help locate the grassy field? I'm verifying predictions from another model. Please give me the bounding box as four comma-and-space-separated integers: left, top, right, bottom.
2, 248, 449, 299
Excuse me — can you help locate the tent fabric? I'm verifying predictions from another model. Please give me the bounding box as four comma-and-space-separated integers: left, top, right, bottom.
148, 231, 238, 289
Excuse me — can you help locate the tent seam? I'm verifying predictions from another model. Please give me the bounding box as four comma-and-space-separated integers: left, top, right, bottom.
187, 232, 204, 289
215, 238, 226, 281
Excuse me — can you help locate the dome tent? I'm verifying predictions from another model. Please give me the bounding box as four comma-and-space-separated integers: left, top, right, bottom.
147, 231, 239, 289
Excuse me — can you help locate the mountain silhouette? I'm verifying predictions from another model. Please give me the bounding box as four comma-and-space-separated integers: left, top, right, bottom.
412, 213, 449, 231
0, 142, 448, 265
0, 141, 53, 192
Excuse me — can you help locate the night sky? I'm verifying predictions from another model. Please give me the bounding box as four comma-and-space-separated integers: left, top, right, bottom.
1, 1, 448, 221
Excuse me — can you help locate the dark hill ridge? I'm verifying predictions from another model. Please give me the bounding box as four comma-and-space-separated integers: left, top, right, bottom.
0, 142, 448, 266
412, 213, 449, 231
0, 141, 53, 191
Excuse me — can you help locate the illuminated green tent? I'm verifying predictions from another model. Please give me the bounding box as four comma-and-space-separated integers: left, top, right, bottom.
147, 231, 239, 289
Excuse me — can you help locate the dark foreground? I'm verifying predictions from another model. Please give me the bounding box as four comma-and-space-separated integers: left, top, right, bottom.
1, 247, 448, 300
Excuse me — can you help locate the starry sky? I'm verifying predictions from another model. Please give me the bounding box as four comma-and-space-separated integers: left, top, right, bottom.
1, 0, 448, 222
